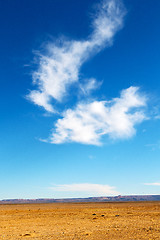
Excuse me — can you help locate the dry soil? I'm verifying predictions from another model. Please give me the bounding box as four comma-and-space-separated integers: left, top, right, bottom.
0, 201, 160, 239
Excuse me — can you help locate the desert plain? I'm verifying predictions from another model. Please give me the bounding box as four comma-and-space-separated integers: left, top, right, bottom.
0, 201, 160, 239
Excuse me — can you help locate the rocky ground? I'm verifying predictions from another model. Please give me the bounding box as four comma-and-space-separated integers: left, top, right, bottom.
0, 201, 160, 239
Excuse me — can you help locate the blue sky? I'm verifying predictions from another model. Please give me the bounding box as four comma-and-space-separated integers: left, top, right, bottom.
0, 0, 160, 199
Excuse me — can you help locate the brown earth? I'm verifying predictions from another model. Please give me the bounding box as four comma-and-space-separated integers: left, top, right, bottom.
0, 201, 160, 239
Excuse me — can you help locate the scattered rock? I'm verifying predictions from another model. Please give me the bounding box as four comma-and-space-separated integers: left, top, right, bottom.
23, 233, 31, 236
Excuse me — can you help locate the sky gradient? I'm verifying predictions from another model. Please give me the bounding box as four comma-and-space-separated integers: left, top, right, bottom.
0, 0, 160, 199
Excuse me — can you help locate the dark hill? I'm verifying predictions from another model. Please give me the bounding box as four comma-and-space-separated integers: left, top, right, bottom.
1, 195, 160, 204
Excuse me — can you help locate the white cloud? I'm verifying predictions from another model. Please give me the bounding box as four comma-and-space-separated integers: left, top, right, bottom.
27, 0, 125, 112
49, 183, 119, 196
50, 87, 147, 145
144, 182, 160, 186
145, 141, 160, 151
155, 115, 160, 120
27, 90, 54, 112
79, 78, 102, 95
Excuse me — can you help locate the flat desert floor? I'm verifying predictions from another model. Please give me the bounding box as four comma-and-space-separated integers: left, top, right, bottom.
0, 201, 160, 239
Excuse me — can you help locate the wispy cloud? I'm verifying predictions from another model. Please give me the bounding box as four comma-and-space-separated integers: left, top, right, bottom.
145, 141, 160, 151
27, 0, 125, 112
144, 182, 160, 186
49, 183, 119, 196
50, 87, 147, 145
79, 78, 102, 95
155, 115, 160, 120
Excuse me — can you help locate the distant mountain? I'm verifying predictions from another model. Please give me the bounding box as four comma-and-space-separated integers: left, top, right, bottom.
1, 195, 160, 204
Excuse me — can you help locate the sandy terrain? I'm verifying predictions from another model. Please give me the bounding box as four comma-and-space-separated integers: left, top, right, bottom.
0, 201, 160, 239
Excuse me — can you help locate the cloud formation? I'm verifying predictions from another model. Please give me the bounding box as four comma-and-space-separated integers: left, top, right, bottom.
27, 0, 148, 145
49, 183, 119, 196
144, 182, 160, 186
50, 87, 147, 145
27, 0, 125, 112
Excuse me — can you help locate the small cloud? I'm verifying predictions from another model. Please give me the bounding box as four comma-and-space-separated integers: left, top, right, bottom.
144, 182, 160, 186
155, 115, 160, 120
23, 64, 31, 67
38, 138, 49, 143
150, 105, 160, 120
89, 155, 96, 159
49, 183, 119, 196
79, 78, 102, 95
145, 141, 160, 151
